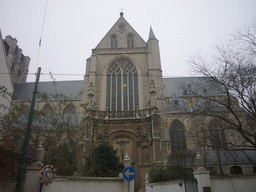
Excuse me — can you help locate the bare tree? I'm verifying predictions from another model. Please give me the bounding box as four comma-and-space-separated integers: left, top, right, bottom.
0, 92, 85, 175
189, 21, 256, 149
168, 150, 196, 168
187, 116, 231, 175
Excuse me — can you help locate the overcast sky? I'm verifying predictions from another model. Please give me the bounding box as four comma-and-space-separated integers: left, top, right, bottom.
1, 0, 255, 82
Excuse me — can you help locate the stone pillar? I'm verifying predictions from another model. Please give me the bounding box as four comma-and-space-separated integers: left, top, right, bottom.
24, 145, 44, 192
123, 153, 134, 192
193, 152, 212, 192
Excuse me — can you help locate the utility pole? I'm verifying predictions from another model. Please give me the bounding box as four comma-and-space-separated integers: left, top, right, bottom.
16, 67, 41, 192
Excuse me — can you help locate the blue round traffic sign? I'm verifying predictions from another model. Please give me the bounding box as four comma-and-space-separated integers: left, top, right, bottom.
122, 167, 136, 181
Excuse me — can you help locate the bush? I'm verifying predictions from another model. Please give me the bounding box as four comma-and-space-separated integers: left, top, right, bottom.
84, 143, 119, 177
44, 142, 77, 176
148, 164, 193, 183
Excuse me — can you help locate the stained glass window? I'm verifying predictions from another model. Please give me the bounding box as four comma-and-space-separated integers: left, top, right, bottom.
170, 120, 187, 150
106, 58, 139, 111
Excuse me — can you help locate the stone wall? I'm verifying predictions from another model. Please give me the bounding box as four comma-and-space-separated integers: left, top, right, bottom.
211, 176, 256, 192
146, 180, 185, 192
42, 176, 123, 192
145, 176, 256, 192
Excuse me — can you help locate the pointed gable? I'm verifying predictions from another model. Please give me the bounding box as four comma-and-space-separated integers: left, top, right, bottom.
95, 12, 147, 49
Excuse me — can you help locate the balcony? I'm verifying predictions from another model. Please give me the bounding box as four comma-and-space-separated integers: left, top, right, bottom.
86, 108, 157, 120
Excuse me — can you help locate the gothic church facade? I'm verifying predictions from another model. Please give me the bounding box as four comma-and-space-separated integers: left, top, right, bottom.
81, 12, 169, 189
7, 13, 256, 191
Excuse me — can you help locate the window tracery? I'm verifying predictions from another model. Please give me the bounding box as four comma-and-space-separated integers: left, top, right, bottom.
209, 119, 227, 150
41, 105, 54, 114
106, 58, 139, 111
63, 104, 76, 114
170, 120, 187, 150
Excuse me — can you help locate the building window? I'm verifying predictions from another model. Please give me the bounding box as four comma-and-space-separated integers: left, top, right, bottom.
41, 104, 54, 114
106, 58, 139, 111
63, 104, 78, 126
18, 105, 30, 117
111, 35, 117, 48
209, 119, 227, 150
230, 166, 243, 175
63, 104, 76, 114
127, 35, 134, 48
170, 120, 187, 150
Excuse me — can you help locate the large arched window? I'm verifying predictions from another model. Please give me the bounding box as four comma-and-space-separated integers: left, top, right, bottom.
170, 120, 187, 150
111, 35, 117, 48
127, 35, 134, 48
106, 58, 139, 111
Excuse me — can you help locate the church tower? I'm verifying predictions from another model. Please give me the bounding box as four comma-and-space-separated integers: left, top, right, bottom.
81, 12, 168, 191
3, 36, 30, 83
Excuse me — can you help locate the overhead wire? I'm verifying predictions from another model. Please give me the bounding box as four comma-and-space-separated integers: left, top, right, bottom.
0, 72, 175, 78
35, 0, 48, 71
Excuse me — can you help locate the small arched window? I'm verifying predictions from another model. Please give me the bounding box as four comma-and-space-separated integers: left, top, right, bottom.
230, 166, 243, 175
253, 166, 256, 173
63, 104, 76, 114
170, 120, 187, 150
127, 35, 134, 48
111, 35, 117, 48
18, 105, 30, 116
41, 104, 54, 114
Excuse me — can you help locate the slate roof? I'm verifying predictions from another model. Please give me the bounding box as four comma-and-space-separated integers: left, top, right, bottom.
148, 26, 157, 40
12, 77, 225, 104
163, 77, 228, 113
163, 77, 226, 98
203, 150, 256, 165
12, 80, 84, 101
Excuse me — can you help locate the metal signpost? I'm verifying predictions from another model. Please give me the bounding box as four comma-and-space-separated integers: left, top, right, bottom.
122, 166, 136, 192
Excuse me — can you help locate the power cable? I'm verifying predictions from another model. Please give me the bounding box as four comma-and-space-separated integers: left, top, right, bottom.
35, 0, 48, 71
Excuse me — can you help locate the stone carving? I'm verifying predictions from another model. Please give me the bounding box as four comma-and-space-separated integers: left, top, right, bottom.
142, 148, 149, 164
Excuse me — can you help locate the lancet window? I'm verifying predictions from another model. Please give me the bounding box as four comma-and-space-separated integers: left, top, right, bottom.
209, 119, 227, 150
111, 35, 117, 48
170, 120, 187, 150
106, 58, 139, 111
127, 35, 134, 48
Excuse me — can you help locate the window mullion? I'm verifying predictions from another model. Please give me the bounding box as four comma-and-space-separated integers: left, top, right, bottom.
121, 71, 123, 111
127, 74, 130, 111
132, 75, 135, 110
116, 75, 118, 111
110, 75, 112, 111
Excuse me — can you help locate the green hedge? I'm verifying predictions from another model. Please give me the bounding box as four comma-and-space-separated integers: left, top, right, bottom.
148, 164, 193, 183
